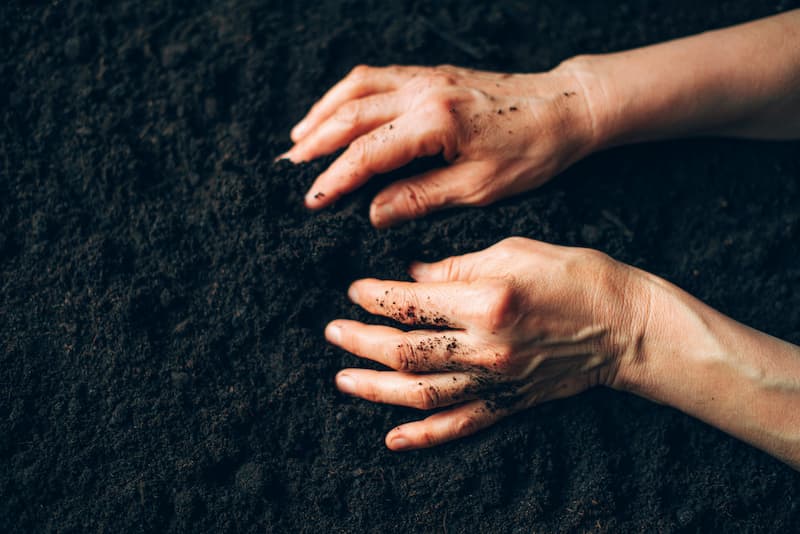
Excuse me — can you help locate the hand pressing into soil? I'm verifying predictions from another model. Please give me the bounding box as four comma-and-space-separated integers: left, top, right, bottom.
328, 237, 800, 469
326, 237, 648, 450
281, 64, 597, 227
283, 10, 800, 228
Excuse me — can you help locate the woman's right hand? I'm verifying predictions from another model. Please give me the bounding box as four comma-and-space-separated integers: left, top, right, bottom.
325, 237, 653, 450
280, 64, 602, 227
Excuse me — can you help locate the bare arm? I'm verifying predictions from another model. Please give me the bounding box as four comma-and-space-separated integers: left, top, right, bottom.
562, 9, 800, 145
327, 238, 800, 469
284, 10, 800, 226
619, 273, 800, 469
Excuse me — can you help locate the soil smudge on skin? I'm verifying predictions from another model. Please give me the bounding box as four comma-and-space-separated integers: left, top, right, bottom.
2, 1, 800, 533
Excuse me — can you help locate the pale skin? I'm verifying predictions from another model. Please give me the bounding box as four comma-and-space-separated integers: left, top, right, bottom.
282, 11, 800, 468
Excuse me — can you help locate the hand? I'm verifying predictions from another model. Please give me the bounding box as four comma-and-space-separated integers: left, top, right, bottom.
283, 64, 599, 227
325, 237, 651, 450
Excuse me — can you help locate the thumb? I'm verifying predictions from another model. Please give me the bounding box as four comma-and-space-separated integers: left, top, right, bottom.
369, 162, 486, 228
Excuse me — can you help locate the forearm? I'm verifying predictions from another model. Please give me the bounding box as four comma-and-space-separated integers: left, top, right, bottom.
559, 9, 800, 147
618, 273, 800, 469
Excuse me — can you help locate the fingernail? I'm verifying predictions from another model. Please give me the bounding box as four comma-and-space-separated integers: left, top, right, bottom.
336, 373, 356, 394
370, 201, 394, 227
292, 119, 309, 139
347, 283, 359, 302
390, 436, 411, 450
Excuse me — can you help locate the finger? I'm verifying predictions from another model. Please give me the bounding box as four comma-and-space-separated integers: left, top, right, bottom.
325, 319, 482, 372
347, 278, 501, 329
408, 236, 533, 283
285, 92, 404, 163
335, 369, 477, 410
407, 249, 489, 283
291, 65, 416, 142
385, 399, 507, 451
369, 161, 493, 228
304, 110, 452, 209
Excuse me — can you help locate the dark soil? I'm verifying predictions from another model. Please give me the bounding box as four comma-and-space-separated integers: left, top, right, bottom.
2, 1, 800, 532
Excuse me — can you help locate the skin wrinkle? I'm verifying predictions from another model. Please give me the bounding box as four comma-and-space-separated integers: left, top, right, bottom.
556, 58, 605, 151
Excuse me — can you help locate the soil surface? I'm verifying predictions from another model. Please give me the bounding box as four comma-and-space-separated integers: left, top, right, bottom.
3, 1, 800, 532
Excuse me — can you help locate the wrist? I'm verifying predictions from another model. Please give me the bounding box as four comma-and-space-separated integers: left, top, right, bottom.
614, 270, 800, 467
552, 55, 618, 153
610, 269, 724, 400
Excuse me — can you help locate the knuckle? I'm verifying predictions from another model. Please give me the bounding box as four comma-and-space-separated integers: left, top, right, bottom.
440, 257, 461, 281
348, 64, 371, 81
408, 72, 457, 93
394, 182, 430, 217
435, 94, 459, 117
564, 247, 611, 278
361, 383, 381, 403
427, 72, 458, 87
396, 285, 420, 311
392, 339, 419, 371
334, 100, 361, 126
411, 381, 440, 410
491, 236, 530, 260
455, 416, 478, 437
499, 236, 528, 249
483, 282, 518, 331
348, 137, 372, 164
404, 74, 428, 93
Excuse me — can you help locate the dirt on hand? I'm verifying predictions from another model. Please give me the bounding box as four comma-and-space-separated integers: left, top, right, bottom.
2, 1, 800, 532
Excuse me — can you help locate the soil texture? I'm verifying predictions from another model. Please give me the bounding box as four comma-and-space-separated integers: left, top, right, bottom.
2, 1, 800, 532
